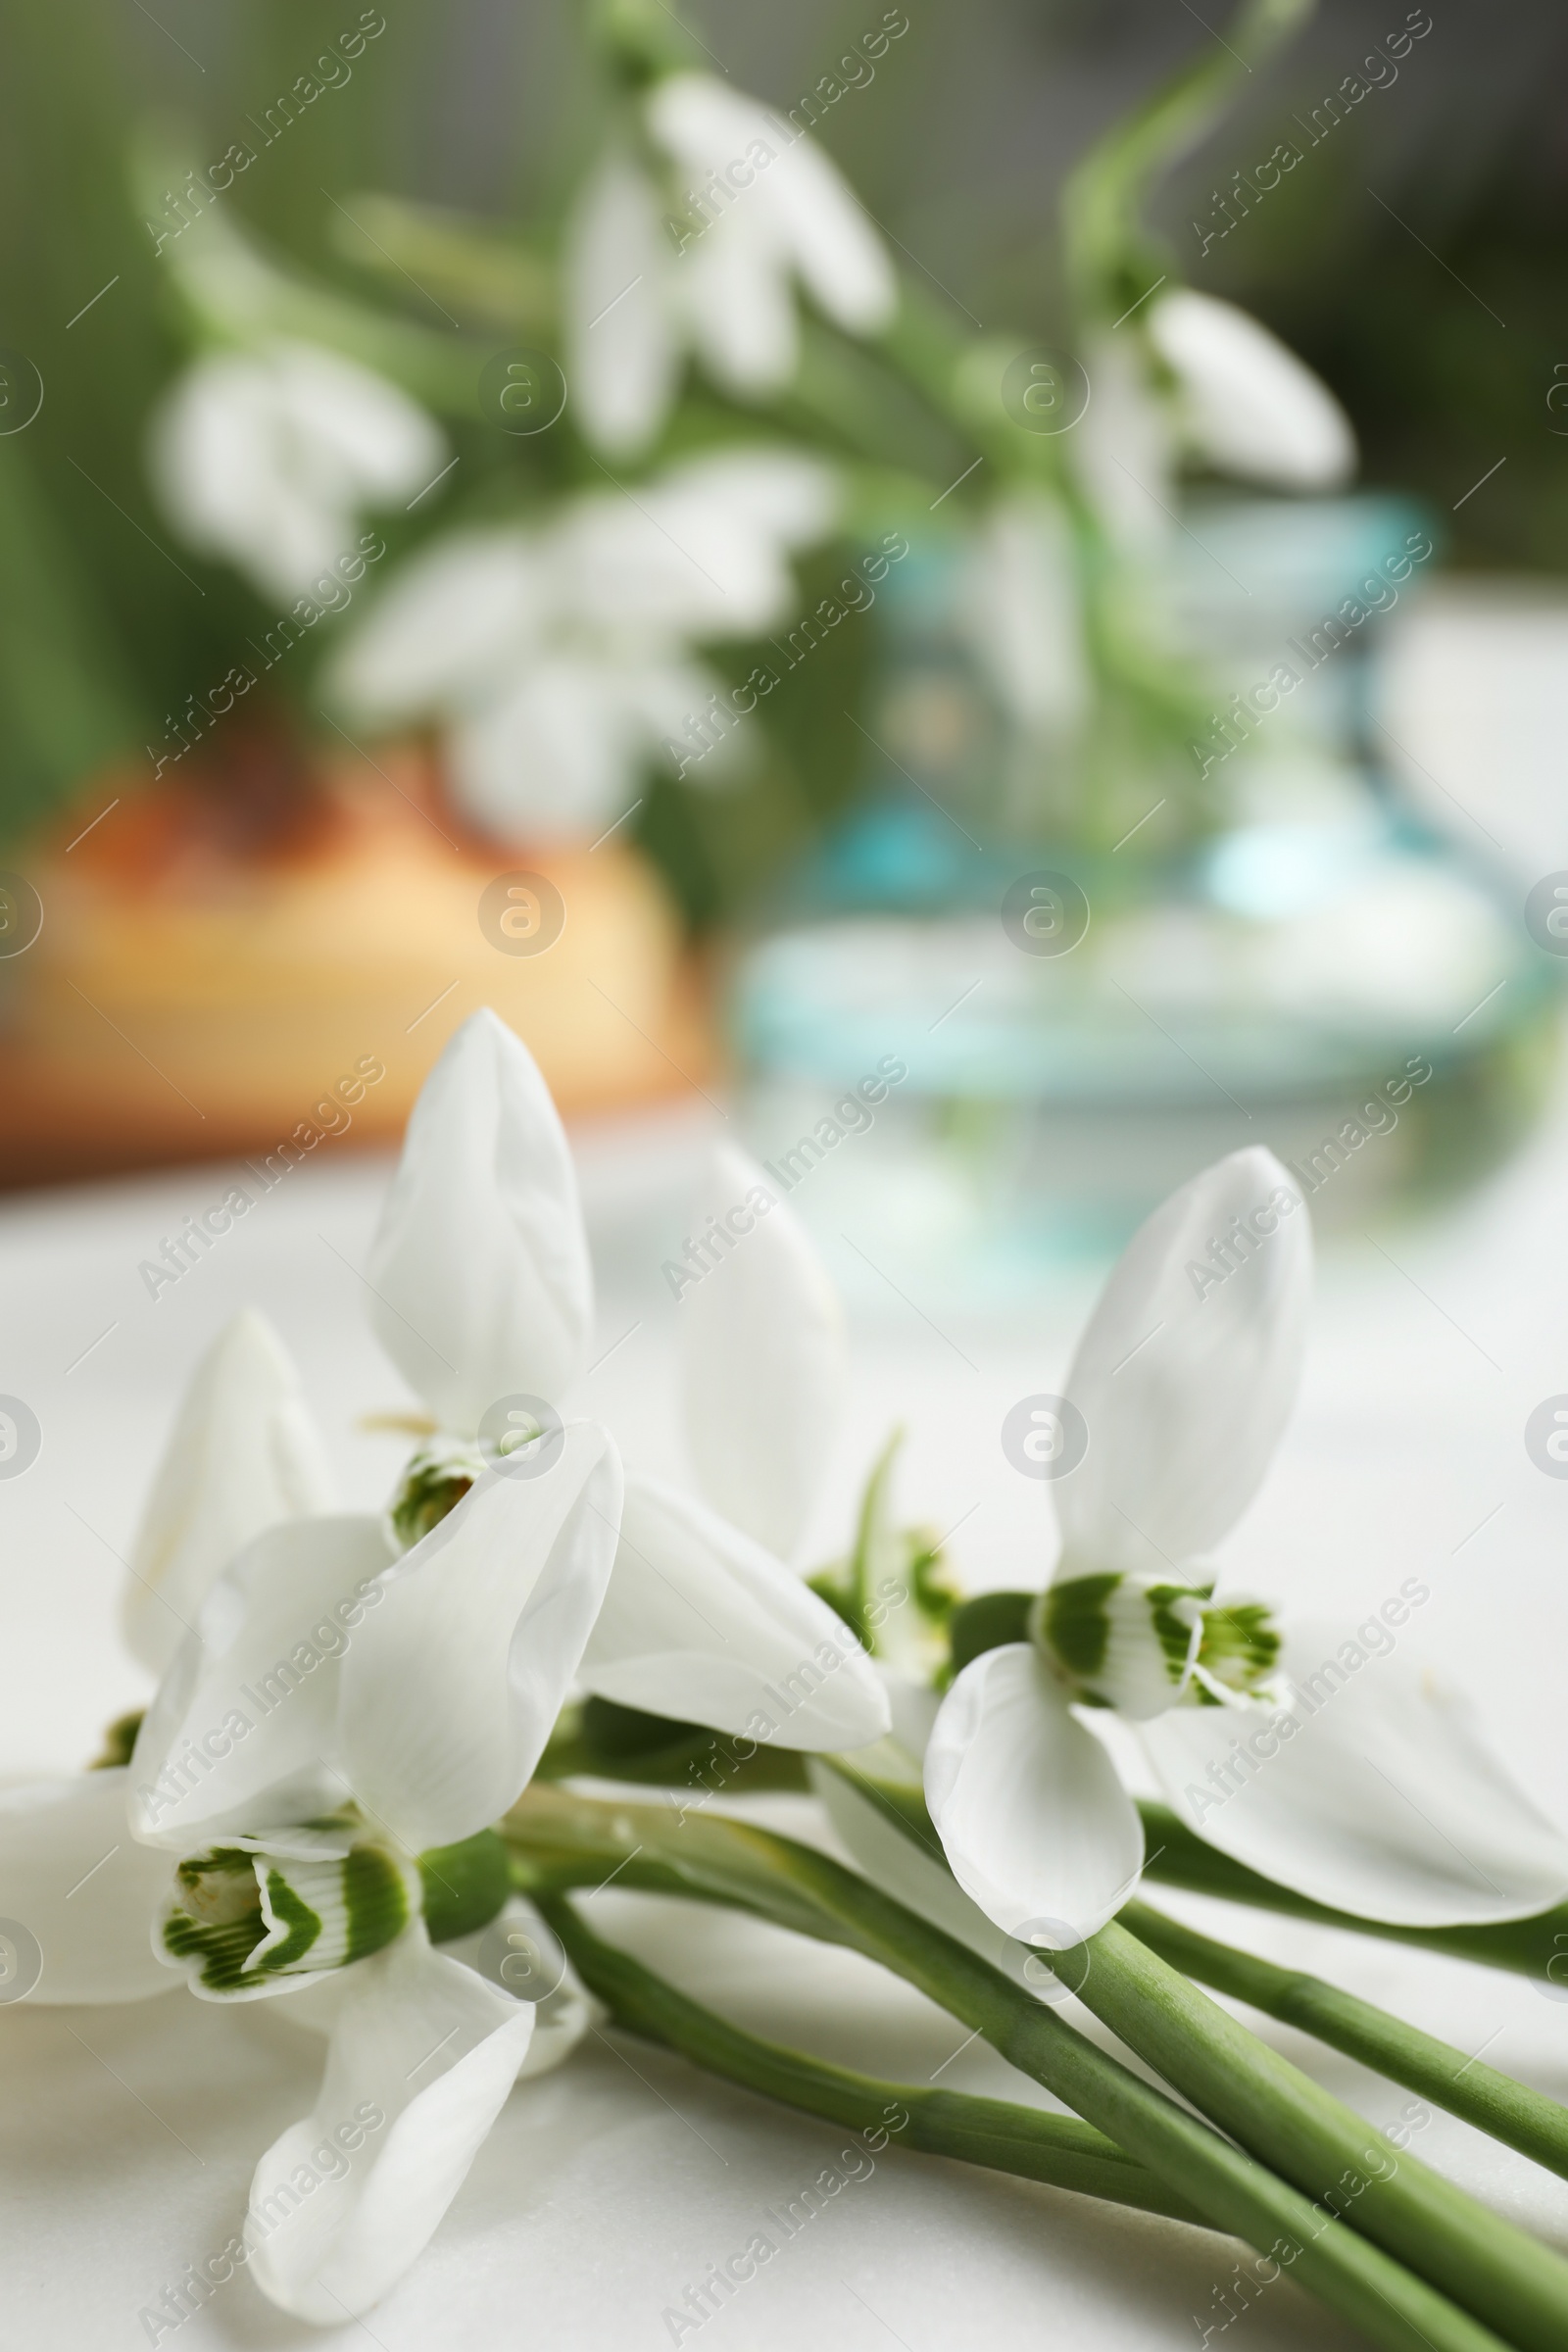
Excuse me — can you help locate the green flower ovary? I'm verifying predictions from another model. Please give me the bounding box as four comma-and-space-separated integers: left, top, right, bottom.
165, 1841, 416, 1996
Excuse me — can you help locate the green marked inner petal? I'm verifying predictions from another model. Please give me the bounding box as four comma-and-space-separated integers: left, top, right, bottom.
1038, 1573, 1121, 1681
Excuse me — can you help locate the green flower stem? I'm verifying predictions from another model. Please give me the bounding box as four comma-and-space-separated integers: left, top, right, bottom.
1123, 1897, 1568, 2183
538, 1892, 1206, 2225
503, 1788, 1511, 2352
1138, 1802, 1568, 1982
1073, 1918, 1568, 2352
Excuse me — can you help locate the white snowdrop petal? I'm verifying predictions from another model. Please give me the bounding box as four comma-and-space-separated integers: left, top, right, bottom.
565, 153, 680, 456
128, 1515, 395, 1850
365, 1010, 594, 1435
124, 1310, 335, 1678
339, 1428, 623, 1851
679, 1141, 846, 1556
1148, 290, 1356, 491
1142, 1638, 1568, 1927
244, 1925, 535, 2323
330, 530, 543, 719
925, 1644, 1144, 1942
1055, 1147, 1312, 1579
579, 1474, 888, 1748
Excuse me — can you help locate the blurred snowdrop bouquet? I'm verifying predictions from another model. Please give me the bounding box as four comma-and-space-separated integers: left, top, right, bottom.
565, 68, 896, 454
148, 339, 445, 604
128, 0, 1367, 863
10, 1013, 1568, 2341
327, 447, 839, 836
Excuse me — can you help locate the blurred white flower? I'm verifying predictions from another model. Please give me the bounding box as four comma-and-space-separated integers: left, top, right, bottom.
566, 71, 896, 454
1074, 290, 1355, 547
330, 446, 839, 838
149, 339, 445, 602
1147, 289, 1356, 491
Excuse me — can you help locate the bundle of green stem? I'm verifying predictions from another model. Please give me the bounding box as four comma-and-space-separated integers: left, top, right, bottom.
500, 1777, 1568, 2352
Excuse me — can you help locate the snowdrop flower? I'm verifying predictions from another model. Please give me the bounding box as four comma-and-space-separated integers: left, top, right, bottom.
924, 1148, 1568, 1947
368, 1009, 888, 1754
149, 339, 444, 603
330, 447, 838, 838
567, 72, 895, 455
1147, 289, 1355, 491
1074, 292, 1353, 546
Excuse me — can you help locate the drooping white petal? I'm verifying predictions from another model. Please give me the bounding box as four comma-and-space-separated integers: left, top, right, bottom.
661, 446, 840, 550
338, 1428, 623, 1852
1147, 290, 1356, 491
0, 1772, 173, 2004
244, 1924, 536, 2323
648, 75, 895, 340
128, 1517, 395, 1850
149, 342, 443, 602
1055, 1147, 1311, 1581
329, 529, 542, 721
679, 1142, 846, 1557
565, 151, 680, 456
925, 1644, 1143, 1943
680, 214, 801, 395
365, 1009, 594, 1435
1141, 1637, 1568, 1927
124, 1310, 335, 1678
578, 1474, 889, 1749
446, 660, 640, 841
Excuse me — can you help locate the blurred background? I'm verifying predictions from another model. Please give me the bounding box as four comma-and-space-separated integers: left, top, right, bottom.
2, 0, 1566, 1294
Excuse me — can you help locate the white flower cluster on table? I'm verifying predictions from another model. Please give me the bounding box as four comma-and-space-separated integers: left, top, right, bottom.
6, 1010, 1565, 2321
2, 1009, 884, 2324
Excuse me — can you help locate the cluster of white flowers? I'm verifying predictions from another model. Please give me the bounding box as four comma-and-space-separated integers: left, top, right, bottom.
326, 446, 840, 838
2, 1009, 885, 2322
